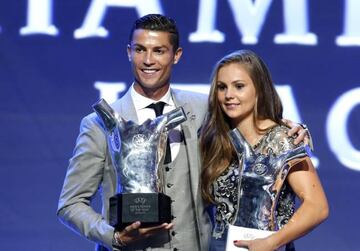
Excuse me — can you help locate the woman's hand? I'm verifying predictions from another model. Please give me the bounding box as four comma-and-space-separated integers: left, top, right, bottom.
233, 237, 277, 251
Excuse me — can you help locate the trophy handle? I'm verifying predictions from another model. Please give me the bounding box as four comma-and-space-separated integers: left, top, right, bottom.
228, 128, 255, 160
164, 107, 187, 131
150, 106, 187, 141
281, 144, 312, 164
92, 98, 118, 131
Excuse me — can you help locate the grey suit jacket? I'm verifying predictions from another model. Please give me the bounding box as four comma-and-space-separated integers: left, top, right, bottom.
57, 87, 211, 250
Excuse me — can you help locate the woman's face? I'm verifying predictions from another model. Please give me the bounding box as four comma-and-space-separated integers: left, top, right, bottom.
216, 62, 257, 127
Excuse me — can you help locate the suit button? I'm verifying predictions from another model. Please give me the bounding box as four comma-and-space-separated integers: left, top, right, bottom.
173, 248, 178, 251
171, 231, 176, 236
165, 166, 170, 172
167, 183, 173, 188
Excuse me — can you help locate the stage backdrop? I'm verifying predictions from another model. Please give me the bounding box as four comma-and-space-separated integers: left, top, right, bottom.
1, 0, 359, 250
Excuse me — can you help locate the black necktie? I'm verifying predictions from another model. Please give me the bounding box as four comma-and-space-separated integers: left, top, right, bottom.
147, 102, 172, 164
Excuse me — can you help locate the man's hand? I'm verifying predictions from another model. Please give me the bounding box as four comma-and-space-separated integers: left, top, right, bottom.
114, 221, 173, 247
282, 119, 311, 146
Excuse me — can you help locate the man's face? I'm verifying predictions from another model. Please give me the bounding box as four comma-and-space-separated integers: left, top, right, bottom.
127, 29, 182, 100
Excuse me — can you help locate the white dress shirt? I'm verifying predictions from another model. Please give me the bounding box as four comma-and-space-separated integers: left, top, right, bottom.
130, 84, 182, 161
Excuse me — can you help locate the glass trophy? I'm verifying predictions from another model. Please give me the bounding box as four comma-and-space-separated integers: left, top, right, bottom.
225, 127, 310, 251
93, 98, 187, 230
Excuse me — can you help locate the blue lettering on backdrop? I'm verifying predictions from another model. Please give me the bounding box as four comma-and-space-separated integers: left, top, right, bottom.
0, 0, 359, 250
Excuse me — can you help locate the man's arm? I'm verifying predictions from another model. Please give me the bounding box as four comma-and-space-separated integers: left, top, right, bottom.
57, 114, 114, 249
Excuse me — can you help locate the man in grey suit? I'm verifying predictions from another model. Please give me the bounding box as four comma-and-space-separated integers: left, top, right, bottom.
57, 14, 309, 251
57, 14, 211, 251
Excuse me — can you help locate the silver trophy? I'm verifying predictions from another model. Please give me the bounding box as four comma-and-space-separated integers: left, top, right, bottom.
93, 98, 187, 230
228, 128, 310, 231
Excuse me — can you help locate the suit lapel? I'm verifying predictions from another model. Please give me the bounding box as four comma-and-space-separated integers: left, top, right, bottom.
111, 88, 139, 123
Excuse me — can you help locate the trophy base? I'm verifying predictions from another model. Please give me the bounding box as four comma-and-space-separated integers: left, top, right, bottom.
109, 193, 172, 230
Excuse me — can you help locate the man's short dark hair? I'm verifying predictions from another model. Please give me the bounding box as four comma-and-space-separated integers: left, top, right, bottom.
129, 14, 180, 51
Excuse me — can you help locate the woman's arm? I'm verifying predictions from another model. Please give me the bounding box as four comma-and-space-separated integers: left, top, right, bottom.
268, 158, 329, 249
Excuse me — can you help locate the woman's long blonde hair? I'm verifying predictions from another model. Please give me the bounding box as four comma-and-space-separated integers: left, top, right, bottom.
199, 50, 284, 203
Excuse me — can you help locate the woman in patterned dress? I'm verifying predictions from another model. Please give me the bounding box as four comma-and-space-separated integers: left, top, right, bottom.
199, 50, 329, 251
